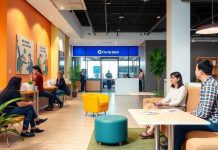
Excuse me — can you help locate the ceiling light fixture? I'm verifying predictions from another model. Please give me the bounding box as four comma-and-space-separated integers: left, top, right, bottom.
107, 2, 111, 5
60, 6, 64, 10
118, 14, 124, 19
196, 0, 218, 34
141, 0, 150, 2
156, 16, 161, 19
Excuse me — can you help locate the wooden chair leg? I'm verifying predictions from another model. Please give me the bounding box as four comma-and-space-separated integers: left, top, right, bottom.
93, 113, 94, 117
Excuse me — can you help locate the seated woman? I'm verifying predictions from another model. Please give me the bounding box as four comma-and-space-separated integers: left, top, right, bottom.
0, 77, 47, 137
32, 65, 63, 111
54, 71, 69, 96
139, 72, 187, 138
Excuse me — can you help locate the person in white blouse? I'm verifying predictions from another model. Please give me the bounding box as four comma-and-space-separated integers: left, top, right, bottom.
139, 71, 187, 138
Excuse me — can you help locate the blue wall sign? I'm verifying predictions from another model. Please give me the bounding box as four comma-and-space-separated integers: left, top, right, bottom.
72, 46, 138, 57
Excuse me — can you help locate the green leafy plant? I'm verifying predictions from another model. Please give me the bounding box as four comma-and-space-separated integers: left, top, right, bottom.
0, 98, 23, 138
70, 65, 81, 90
27, 80, 33, 84
149, 48, 166, 97
152, 90, 164, 98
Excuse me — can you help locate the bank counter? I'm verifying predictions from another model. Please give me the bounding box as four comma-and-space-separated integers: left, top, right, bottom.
85, 79, 101, 92
115, 78, 139, 95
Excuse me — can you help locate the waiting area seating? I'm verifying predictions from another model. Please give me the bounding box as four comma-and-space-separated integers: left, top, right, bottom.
143, 85, 218, 150
81, 93, 109, 116
1, 115, 24, 146
95, 115, 127, 145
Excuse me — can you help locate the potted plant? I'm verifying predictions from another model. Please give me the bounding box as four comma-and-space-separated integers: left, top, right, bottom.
0, 98, 23, 141
70, 65, 80, 97
27, 80, 34, 91
148, 48, 166, 97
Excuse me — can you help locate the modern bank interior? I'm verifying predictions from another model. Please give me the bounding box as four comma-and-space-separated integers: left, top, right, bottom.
0, 0, 218, 150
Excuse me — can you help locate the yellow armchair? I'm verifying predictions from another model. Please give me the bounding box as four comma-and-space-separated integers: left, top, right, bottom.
81, 93, 109, 116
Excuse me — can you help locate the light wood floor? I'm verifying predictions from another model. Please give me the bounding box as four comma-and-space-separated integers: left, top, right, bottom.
0, 93, 141, 150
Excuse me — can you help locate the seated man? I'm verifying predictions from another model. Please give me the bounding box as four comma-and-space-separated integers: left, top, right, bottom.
174, 60, 218, 150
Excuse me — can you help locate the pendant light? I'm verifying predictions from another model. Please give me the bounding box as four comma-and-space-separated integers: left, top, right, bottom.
196, 0, 218, 34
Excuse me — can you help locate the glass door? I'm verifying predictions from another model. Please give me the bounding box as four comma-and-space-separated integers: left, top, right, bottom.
101, 58, 118, 92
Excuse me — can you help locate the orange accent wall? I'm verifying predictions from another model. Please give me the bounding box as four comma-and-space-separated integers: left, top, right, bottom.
0, 0, 8, 88
7, 0, 51, 84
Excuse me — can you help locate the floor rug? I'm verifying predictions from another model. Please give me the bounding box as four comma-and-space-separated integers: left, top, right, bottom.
87, 128, 166, 150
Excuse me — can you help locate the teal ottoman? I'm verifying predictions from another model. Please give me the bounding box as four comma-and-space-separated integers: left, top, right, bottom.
95, 115, 128, 145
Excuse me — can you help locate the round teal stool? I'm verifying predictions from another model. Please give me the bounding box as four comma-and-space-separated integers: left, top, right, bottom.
95, 115, 128, 145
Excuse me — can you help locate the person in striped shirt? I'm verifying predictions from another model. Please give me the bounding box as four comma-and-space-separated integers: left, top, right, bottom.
174, 59, 218, 150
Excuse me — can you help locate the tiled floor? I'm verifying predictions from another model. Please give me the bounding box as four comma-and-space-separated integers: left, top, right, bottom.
0, 93, 142, 150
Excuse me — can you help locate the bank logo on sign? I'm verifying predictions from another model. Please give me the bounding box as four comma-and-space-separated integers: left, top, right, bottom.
73, 46, 138, 56
97, 50, 102, 54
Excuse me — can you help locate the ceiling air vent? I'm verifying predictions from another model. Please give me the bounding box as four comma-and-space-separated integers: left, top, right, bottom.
51, 0, 86, 10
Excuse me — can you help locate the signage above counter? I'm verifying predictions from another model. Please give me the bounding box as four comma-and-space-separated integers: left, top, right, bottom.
72, 46, 138, 57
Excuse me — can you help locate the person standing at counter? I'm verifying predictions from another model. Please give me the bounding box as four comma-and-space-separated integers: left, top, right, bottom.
138, 68, 144, 92
106, 70, 113, 90
80, 70, 86, 92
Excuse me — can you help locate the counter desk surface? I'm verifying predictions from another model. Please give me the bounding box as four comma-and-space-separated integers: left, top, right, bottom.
115, 78, 139, 95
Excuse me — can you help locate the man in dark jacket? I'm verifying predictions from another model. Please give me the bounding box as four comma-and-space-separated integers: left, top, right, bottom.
80, 70, 86, 92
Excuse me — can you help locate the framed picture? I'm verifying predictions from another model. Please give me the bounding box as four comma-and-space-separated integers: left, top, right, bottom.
16, 35, 34, 74
37, 43, 48, 74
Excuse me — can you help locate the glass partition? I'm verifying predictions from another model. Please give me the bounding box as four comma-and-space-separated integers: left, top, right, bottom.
87, 57, 100, 79
72, 56, 140, 79
129, 57, 140, 78
118, 57, 140, 78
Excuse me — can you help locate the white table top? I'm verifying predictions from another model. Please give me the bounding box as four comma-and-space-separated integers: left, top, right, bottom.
128, 109, 210, 125
129, 92, 155, 96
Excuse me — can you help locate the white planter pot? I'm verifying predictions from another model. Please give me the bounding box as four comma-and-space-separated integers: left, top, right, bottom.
27, 84, 34, 91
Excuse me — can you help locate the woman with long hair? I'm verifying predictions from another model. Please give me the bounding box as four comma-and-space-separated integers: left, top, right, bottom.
139, 72, 187, 139
0, 77, 47, 137
32, 65, 63, 111
54, 71, 69, 96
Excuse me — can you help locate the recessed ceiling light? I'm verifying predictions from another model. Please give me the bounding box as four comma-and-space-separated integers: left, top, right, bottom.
119, 15, 124, 19
157, 16, 161, 19
60, 6, 64, 10
107, 2, 111, 5
66, 30, 69, 33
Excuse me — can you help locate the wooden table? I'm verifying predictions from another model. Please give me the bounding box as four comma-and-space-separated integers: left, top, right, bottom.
129, 92, 155, 108
44, 85, 57, 91
21, 90, 39, 115
128, 109, 210, 150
